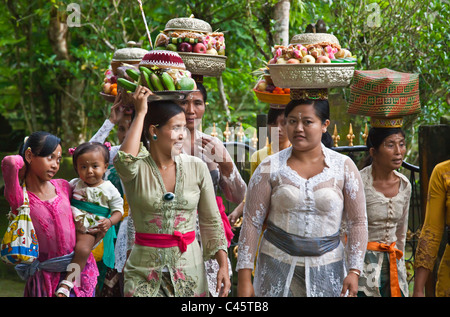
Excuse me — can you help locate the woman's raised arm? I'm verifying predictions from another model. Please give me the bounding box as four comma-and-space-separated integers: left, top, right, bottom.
119, 86, 151, 156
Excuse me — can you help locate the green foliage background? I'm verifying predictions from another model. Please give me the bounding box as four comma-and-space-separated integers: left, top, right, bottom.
0, 0, 448, 157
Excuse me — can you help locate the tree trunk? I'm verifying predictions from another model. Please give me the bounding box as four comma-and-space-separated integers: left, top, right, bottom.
48, 7, 86, 145
217, 75, 230, 120
273, 0, 291, 45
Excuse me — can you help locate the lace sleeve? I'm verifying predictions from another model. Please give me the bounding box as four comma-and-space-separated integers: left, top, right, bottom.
90, 119, 120, 164
343, 157, 368, 272
236, 159, 272, 271
90, 119, 115, 144
202, 136, 247, 204
218, 162, 247, 204
197, 161, 228, 260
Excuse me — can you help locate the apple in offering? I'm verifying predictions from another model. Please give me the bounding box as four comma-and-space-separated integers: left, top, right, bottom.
154, 32, 225, 55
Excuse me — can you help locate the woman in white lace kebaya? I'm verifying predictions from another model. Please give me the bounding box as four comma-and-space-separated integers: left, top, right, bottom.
357, 128, 411, 297
236, 99, 368, 297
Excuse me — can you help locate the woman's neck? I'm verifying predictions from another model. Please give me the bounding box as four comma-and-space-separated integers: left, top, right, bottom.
290, 143, 323, 164
24, 173, 55, 200
150, 143, 175, 169
371, 161, 396, 181
279, 139, 291, 151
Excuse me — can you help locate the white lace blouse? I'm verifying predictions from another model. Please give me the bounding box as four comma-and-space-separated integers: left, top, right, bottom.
236, 144, 368, 297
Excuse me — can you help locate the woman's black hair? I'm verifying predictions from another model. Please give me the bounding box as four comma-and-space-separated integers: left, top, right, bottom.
196, 82, 207, 103
267, 108, 285, 125
366, 127, 405, 150
141, 100, 185, 148
363, 127, 406, 167
284, 99, 333, 148
72, 142, 110, 174
19, 131, 61, 165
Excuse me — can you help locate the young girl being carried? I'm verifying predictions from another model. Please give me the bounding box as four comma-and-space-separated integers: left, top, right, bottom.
56, 142, 123, 297
2, 131, 98, 297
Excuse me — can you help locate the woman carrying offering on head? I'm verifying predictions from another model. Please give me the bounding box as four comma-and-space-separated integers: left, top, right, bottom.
357, 127, 411, 297
236, 98, 368, 297
114, 85, 230, 297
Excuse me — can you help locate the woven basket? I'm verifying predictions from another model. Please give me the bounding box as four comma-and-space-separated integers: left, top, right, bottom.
253, 89, 291, 104
347, 68, 421, 118
347, 92, 421, 117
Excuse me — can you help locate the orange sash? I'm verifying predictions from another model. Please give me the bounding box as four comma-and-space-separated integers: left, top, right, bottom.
366, 241, 403, 297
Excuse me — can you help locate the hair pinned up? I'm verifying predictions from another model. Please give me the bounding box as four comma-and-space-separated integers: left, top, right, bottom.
19, 131, 61, 164
284, 99, 333, 148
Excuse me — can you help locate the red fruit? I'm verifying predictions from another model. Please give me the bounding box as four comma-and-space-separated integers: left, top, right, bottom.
193, 43, 207, 54
110, 75, 117, 84
287, 58, 300, 64
266, 84, 275, 93
179, 42, 193, 52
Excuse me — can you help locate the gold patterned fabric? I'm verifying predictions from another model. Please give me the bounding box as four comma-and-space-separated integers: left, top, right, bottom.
414, 160, 450, 297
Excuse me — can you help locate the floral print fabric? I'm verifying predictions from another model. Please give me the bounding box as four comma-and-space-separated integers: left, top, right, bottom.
113, 144, 228, 297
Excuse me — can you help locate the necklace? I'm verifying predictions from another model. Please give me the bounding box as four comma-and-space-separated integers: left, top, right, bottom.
161, 162, 175, 171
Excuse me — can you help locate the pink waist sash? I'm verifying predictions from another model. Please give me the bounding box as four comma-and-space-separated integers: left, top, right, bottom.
135, 231, 195, 253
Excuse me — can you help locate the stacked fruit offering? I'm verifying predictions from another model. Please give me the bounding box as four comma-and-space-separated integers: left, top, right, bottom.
102, 68, 118, 96
117, 66, 196, 93
154, 16, 225, 56
117, 50, 197, 93
269, 43, 354, 65
255, 78, 290, 95
155, 31, 225, 56
252, 67, 291, 105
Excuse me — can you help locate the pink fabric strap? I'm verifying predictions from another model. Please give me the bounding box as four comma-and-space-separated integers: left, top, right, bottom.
135, 231, 195, 253
216, 196, 234, 247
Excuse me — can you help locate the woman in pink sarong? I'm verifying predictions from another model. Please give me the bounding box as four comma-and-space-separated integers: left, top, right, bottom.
1, 131, 98, 297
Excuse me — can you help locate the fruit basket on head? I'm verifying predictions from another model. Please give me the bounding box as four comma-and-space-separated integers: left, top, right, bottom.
154, 15, 227, 80
100, 41, 148, 103
267, 33, 357, 100
116, 49, 198, 108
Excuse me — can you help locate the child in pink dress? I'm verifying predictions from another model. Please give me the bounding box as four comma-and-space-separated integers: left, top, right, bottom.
55, 142, 123, 297
1, 131, 98, 297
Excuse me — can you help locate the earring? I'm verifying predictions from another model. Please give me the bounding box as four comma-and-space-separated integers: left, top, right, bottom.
152, 134, 157, 141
